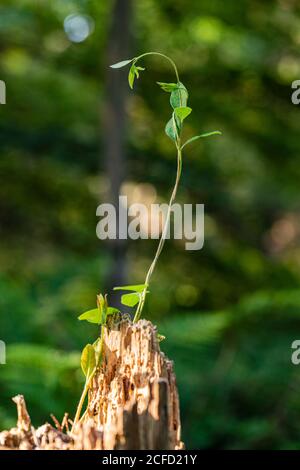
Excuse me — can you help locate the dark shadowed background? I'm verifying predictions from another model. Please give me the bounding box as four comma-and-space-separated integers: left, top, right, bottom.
1, 0, 300, 449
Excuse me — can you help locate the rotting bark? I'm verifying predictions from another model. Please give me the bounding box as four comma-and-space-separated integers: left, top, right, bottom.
0, 320, 184, 450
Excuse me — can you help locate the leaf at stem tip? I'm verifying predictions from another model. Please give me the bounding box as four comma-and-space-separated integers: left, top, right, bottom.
78, 308, 100, 324
128, 64, 145, 89
121, 292, 140, 307
113, 284, 148, 293
181, 131, 222, 150
110, 59, 133, 68
157, 82, 178, 92
81, 344, 96, 379
174, 106, 192, 121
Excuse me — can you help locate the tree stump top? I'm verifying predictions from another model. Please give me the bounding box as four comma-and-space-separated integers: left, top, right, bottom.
0, 320, 184, 450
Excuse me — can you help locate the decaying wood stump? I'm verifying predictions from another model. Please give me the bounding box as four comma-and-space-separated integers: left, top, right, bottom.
0, 320, 184, 450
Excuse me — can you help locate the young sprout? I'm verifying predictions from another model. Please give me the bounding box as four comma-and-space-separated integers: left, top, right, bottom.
72, 294, 119, 430
110, 52, 221, 322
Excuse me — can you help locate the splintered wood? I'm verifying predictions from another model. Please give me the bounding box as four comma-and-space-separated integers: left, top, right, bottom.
0, 320, 184, 450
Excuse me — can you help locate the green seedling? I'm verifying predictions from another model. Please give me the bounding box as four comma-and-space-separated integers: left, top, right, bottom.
110, 52, 221, 323
73, 52, 221, 428
72, 294, 118, 429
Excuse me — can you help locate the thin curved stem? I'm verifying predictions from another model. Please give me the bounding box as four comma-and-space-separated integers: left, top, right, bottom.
134, 52, 180, 83
71, 370, 95, 432
72, 324, 105, 431
131, 52, 183, 323
133, 145, 183, 322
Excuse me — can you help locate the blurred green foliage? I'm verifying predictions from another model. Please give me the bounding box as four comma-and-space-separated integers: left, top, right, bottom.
0, 0, 300, 449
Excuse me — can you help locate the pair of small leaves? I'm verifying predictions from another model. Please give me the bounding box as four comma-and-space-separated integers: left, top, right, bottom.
78, 306, 119, 324
78, 293, 120, 325
165, 107, 192, 142
109, 58, 145, 89
128, 64, 145, 89
81, 336, 104, 379
113, 284, 148, 308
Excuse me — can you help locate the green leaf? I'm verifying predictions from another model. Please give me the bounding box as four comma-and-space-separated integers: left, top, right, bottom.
170, 82, 188, 109
110, 59, 133, 69
78, 304, 118, 324
81, 344, 96, 378
114, 284, 147, 293
78, 308, 100, 324
174, 106, 192, 121
181, 131, 222, 150
165, 118, 176, 141
128, 64, 145, 88
128, 65, 136, 89
165, 113, 181, 141
107, 307, 120, 315
157, 82, 178, 92
121, 292, 140, 307
135, 66, 145, 78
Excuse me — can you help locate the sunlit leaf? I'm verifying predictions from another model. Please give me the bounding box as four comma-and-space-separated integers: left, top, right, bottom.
81, 344, 96, 378
121, 292, 140, 307
128, 65, 136, 89
78, 308, 100, 324
174, 106, 192, 121
114, 284, 147, 293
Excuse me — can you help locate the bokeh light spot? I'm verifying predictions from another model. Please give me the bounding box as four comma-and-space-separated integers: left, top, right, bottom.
64, 14, 94, 43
